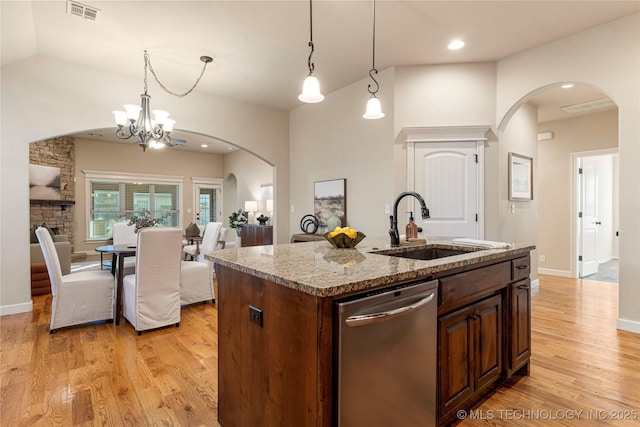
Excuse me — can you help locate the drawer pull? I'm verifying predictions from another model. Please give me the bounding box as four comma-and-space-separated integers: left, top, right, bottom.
517, 284, 530, 290
516, 265, 529, 270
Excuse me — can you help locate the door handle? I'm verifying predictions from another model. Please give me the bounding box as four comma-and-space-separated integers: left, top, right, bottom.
595, 221, 602, 225
517, 284, 530, 290
345, 293, 435, 327
516, 265, 529, 270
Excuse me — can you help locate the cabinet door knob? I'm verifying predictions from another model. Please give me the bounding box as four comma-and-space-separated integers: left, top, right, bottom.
516, 265, 529, 270
517, 284, 530, 290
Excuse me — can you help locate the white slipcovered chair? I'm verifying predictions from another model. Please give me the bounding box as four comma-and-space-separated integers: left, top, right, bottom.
111, 220, 137, 275
123, 228, 182, 335
180, 260, 214, 305
35, 227, 115, 333
180, 222, 223, 305
183, 222, 222, 261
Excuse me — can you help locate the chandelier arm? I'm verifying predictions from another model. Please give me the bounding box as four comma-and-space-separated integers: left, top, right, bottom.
367, 68, 380, 95
146, 52, 212, 98
115, 125, 134, 140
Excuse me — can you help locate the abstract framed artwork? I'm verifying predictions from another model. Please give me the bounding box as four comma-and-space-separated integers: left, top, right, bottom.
508, 152, 533, 201
29, 164, 61, 200
314, 179, 347, 229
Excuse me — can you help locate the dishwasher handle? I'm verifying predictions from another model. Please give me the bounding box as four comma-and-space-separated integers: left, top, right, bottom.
345, 292, 435, 327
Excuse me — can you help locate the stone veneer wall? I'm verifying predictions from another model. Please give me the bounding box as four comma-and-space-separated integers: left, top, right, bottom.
29, 137, 76, 250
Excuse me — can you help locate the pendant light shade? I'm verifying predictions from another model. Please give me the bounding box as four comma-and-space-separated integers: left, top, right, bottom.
363, 94, 384, 119
299, 0, 324, 103
299, 73, 324, 103
363, 0, 384, 119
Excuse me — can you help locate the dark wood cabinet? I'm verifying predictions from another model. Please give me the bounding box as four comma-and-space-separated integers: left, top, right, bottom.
510, 279, 531, 373
215, 251, 531, 427
240, 224, 273, 247
438, 294, 502, 421
436, 255, 530, 426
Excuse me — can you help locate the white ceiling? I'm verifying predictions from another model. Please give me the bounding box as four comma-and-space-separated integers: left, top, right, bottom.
2, 1, 635, 152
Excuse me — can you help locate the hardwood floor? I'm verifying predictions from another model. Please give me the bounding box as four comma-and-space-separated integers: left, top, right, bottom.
1, 275, 638, 426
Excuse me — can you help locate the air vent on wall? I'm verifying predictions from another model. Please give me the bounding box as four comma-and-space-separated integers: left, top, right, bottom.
67, 0, 100, 20
561, 98, 615, 114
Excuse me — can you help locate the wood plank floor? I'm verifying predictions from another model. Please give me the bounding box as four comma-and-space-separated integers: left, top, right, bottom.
1, 275, 639, 426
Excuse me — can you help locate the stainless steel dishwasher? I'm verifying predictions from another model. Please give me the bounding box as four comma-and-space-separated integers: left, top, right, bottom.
335, 279, 438, 427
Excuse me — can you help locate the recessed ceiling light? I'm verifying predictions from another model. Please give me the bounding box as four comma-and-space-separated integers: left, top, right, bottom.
561, 84, 574, 89
448, 39, 465, 50
227, 147, 234, 150
201, 144, 208, 148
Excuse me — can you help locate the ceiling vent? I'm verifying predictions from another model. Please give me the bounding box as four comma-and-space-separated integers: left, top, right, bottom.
67, 1, 100, 21
561, 98, 615, 114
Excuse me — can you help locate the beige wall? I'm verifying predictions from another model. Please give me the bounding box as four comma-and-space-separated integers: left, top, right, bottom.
496, 14, 639, 332
289, 68, 396, 237
537, 109, 618, 274
495, 103, 539, 279
222, 149, 275, 240
73, 138, 225, 252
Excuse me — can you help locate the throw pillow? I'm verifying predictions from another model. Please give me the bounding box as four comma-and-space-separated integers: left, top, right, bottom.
185, 222, 200, 237
30, 223, 54, 243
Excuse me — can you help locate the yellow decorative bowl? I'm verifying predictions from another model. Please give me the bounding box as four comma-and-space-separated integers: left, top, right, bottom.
323, 231, 366, 248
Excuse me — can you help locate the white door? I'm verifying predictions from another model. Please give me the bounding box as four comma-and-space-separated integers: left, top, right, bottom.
578, 158, 599, 277
194, 184, 222, 226
413, 142, 479, 238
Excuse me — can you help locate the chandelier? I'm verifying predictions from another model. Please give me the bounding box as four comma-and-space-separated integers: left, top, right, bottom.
113, 50, 212, 151
363, 0, 384, 119
298, 0, 324, 103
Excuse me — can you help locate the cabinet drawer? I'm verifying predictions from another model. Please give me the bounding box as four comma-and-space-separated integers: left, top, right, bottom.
512, 256, 531, 282
439, 262, 511, 313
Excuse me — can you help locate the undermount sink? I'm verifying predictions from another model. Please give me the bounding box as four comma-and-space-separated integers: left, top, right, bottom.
374, 245, 479, 261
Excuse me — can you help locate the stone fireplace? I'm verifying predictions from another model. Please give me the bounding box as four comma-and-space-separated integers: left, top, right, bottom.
29, 137, 75, 250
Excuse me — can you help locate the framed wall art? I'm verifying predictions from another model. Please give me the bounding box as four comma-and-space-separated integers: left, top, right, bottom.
29, 164, 61, 200
314, 179, 347, 229
508, 152, 533, 201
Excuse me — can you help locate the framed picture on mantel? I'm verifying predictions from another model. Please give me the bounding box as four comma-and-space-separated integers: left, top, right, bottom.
314, 179, 347, 229
508, 152, 533, 201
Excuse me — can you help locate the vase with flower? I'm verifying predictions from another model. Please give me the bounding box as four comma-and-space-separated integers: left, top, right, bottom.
229, 209, 249, 236
123, 209, 171, 233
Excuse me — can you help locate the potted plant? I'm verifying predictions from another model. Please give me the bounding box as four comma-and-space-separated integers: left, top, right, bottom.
229, 209, 248, 236
124, 209, 171, 233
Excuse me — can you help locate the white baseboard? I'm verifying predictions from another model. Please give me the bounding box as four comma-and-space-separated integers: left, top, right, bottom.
0, 300, 33, 316
538, 268, 571, 278
617, 318, 640, 335
530, 278, 540, 289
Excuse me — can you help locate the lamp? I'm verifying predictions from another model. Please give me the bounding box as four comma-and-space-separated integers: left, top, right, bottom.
363, 0, 384, 119
298, 0, 324, 103
113, 50, 212, 151
244, 200, 258, 224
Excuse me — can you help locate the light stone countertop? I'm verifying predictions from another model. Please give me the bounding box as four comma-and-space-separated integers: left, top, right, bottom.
205, 236, 534, 297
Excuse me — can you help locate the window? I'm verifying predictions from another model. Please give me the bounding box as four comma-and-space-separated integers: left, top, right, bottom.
85, 171, 183, 240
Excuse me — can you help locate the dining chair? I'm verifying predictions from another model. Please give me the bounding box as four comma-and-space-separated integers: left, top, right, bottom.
183, 222, 222, 261
180, 258, 214, 305
36, 227, 115, 333
111, 220, 137, 275
122, 228, 182, 335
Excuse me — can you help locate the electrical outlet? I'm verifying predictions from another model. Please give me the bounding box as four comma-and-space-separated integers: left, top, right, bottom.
249, 305, 263, 327
540, 255, 546, 263
385, 204, 391, 214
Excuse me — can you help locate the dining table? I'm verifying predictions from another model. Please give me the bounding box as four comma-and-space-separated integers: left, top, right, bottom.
95, 244, 136, 325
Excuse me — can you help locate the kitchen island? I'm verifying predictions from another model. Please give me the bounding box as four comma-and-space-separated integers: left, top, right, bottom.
206, 237, 534, 427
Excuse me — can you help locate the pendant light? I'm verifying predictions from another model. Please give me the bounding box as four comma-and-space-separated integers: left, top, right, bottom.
363, 0, 384, 119
298, 0, 324, 103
